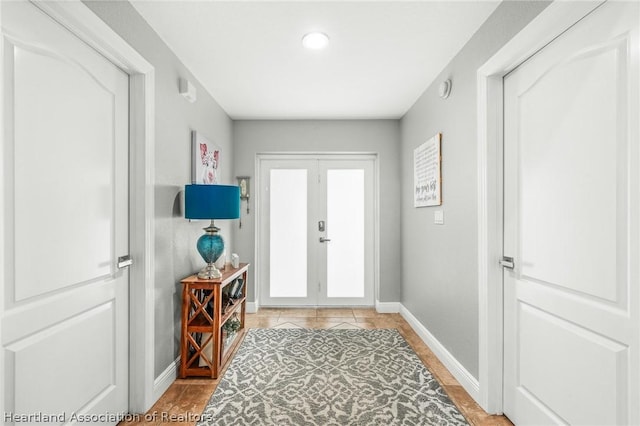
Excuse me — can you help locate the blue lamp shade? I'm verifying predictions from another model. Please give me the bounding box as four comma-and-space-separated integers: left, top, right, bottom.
184, 184, 240, 279
185, 184, 240, 220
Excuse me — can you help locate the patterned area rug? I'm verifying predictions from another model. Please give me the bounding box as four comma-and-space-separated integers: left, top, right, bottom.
198, 328, 468, 426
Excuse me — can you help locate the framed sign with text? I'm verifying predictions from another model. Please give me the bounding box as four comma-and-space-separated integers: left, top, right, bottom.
413, 133, 442, 207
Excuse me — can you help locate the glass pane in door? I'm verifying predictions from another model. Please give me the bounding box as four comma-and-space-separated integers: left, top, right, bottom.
326, 169, 364, 298
269, 169, 307, 297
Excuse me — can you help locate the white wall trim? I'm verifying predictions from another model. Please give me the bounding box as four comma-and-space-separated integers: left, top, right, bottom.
0, 2, 5, 421
246, 301, 259, 314
476, 62, 505, 416
153, 357, 179, 403
128, 71, 156, 414
252, 154, 262, 310
375, 301, 400, 314
256, 152, 379, 161
400, 305, 480, 401
476, 0, 604, 414
30, 0, 157, 413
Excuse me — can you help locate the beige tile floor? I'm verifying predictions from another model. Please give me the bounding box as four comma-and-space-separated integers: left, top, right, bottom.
120, 308, 512, 426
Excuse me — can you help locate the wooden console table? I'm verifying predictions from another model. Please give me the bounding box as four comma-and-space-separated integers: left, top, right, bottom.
179, 263, 249, 378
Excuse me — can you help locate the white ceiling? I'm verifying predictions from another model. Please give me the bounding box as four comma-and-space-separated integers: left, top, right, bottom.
130, 1, 501, 119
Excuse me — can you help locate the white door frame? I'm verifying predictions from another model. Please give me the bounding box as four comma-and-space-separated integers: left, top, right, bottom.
476, 1, 605, 414
0, 0, 156, 414
255, 153, 380, 309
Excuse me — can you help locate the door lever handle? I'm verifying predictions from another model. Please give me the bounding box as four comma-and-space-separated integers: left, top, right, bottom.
500, 256, 515, 269
118, 255, 133, 269
319, 237, 331, 243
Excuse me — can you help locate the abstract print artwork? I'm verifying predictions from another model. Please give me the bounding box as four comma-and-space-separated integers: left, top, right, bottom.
192, 131, 220, 184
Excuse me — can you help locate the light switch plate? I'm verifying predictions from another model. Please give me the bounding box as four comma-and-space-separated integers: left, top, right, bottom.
434, 210, 444, 225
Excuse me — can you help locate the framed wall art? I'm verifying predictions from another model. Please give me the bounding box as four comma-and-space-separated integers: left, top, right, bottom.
413, 133, 442, 207
192, 131, 220, 184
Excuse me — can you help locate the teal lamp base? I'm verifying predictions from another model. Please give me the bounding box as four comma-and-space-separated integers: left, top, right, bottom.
196, 220, 225, 279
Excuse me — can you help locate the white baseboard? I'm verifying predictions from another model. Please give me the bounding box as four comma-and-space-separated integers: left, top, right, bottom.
375, 300, 400, 313
246, 301, 259, 313
400, 304, 480, 402
153, 357, 179, 402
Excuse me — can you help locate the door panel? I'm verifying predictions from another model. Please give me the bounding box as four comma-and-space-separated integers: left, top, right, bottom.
318, 160, 374, 305
13, 38, 119, 300
326, 169, 365, 298
516, 35, 622, 304
517, 303, 627, 425
259, 157, 374, 307
503, 1, 639, 424
269, 168, 310, 299
260, 160, 318, 306
2, 1, 129, 421
9, 303, 117, 416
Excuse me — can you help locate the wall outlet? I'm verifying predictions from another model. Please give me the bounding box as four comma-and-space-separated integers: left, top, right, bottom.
434, 210, 444, 225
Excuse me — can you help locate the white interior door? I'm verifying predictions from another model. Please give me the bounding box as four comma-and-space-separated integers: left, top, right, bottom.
2, 1, 130, 421
259, 157, 375, 307
503, 1, 639, 424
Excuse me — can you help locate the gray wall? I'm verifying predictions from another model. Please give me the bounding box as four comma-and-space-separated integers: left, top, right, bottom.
85, 1, 234, 378
400, 0, 549, 379
233, 120, 401, 304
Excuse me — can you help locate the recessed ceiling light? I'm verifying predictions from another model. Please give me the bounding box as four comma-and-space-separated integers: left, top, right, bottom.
302, 32, 329, 50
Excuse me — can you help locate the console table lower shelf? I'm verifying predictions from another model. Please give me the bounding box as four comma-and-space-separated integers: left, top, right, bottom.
179, 263, 249, 378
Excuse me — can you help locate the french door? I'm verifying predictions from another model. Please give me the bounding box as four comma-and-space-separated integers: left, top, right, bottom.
259, 156, 375, 306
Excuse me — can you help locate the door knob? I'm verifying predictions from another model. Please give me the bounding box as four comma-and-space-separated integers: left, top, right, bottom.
319, 237, 331, 243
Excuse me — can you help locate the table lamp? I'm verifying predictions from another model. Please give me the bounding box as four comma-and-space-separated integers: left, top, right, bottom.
185, 184, 240, 279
